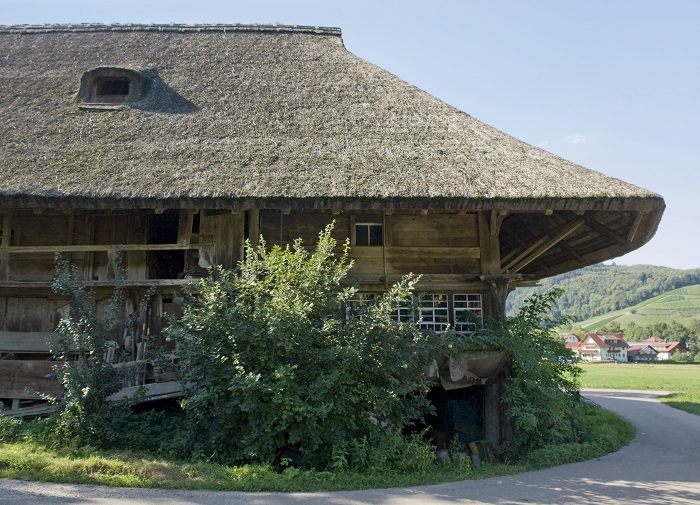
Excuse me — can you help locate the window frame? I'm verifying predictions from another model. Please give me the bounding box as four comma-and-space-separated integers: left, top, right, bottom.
354, 222, 383, 247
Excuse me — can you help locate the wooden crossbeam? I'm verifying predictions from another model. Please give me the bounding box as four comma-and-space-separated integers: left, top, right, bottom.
535, 214, 584, 264
627, 212, 644, 243
504, 219, 585, 273
6, 243, 205, 254
502, 235, 549, 272
584, 215, 628, 247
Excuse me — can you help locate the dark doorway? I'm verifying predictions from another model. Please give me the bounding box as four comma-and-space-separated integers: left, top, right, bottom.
147, 211, 184, 279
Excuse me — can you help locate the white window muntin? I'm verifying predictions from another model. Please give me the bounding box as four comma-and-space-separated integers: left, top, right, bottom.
453, 294, 483, 334
349, 292, 483, 334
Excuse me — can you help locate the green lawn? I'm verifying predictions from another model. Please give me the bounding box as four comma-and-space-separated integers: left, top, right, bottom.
578, 362, 700, 416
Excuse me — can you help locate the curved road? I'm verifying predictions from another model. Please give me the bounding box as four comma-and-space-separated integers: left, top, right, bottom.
2, 389, 699, 504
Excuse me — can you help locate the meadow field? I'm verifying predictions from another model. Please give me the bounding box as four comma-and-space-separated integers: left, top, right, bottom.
578, 362, 700, 416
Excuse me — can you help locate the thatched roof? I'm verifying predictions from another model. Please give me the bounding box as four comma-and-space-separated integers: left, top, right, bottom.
0, 24, 663, 214
0, 24, 664, 276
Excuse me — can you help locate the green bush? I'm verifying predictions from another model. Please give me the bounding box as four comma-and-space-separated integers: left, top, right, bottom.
520, 399, 635, 468
0, 417, 24, 443
448, 289, 583, 461
168, 224, 440, 469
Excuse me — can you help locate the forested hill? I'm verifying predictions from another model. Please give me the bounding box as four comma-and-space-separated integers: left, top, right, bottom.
506, 263, 700, 322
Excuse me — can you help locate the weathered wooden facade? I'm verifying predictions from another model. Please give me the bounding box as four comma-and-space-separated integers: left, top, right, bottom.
0, 25, 663, 443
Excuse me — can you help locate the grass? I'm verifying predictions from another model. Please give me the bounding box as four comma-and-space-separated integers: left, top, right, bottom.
578, 362, 700, 416
0, 441, 522, 491
0, 399, 632, 491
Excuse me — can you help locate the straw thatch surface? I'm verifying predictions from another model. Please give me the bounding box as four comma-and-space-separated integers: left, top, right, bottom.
0, 24, 663, 216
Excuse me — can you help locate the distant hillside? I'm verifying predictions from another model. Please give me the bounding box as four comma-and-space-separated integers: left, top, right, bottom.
507, 263, 700, 322
574, 284, 700, 331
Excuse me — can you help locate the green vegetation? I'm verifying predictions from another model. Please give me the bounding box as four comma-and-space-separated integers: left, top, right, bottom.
167, 225, 440, 469
507, 263, 700, 323
508, 264, 700, 360
457, 289, 582, 461
0, 399, 633, 490
574, 285, 700, 331
579, 363, 700, 416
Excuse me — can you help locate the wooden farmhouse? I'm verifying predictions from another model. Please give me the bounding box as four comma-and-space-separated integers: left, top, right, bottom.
0, 25, 664, 445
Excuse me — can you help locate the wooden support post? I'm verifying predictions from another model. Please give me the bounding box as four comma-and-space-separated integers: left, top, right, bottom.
487, 277, 509, 324
248, 209, 260, 248
478, 210, 502, 276
85, 215, 95, 280
483, 377, 501, 448
0, 213, 10, 281
107, 247, 116, 281
627, 212, 644, 243
177, 209, 196, 247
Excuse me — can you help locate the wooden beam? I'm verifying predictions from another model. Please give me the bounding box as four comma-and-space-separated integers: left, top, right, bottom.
6, 244, 204, 254
531, 215, 584, 264
584, 215, 628, 247
502, 235, 550, 272
0, 213, 10, 281
479, 211, 501, 275
627, 212, 644, 243
248, 209, 260, 248
350, 246, 480, 260
506, 219, 585, 273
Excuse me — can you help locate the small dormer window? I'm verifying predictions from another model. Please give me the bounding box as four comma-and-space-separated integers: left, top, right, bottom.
79, 67, 148, 111
91, 77, 131, 103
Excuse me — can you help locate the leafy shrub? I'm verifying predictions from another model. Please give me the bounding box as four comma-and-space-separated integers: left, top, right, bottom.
520, 399, 635, 468
449, 289, 583, 461
168, 224, 439, 469
0, 417, 24, 443
46, 253, 157, 449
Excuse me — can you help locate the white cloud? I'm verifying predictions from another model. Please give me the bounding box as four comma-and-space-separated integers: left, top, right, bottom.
537, 141, 550, 148
562, 133, 587, 144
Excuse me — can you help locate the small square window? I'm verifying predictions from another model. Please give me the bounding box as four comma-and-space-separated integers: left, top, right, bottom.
356, 223, 383, 246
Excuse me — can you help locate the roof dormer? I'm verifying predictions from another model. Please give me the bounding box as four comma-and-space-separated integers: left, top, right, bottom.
78, 67, 149, 111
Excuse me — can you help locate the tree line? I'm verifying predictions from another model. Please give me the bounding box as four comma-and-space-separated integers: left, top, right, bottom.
507, 263, 700, 360
507, 263, 700, 322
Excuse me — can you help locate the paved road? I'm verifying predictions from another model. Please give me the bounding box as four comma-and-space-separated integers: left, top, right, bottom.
2, 389, 699, 504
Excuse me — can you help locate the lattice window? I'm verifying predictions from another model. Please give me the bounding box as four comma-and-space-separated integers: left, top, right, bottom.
453, 294, 483, 334
417, 294, 449, 333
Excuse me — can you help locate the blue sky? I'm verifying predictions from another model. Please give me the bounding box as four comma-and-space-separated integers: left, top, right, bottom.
3, 1, 699, 269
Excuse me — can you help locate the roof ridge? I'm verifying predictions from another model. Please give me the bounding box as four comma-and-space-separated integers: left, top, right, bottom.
0, 23, 342, 37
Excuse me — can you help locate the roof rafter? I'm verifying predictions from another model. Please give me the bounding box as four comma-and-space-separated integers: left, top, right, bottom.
503, 219, 585, 273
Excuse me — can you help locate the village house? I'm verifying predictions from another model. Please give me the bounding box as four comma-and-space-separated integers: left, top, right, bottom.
631, 337, 690, 361
626, 344, 658, 362
0, 24, 664, 445
578, 333, 630, 362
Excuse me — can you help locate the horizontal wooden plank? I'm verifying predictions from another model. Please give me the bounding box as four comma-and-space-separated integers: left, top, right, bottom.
108, 381, 182, 402
0, 360, 60, 399
391, 214, 479, 247
6, 243, 208, 254
0, 331, 66, 353
387, 246, 480, 260
0, 279, 196, 289
349, 246, 480, 259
